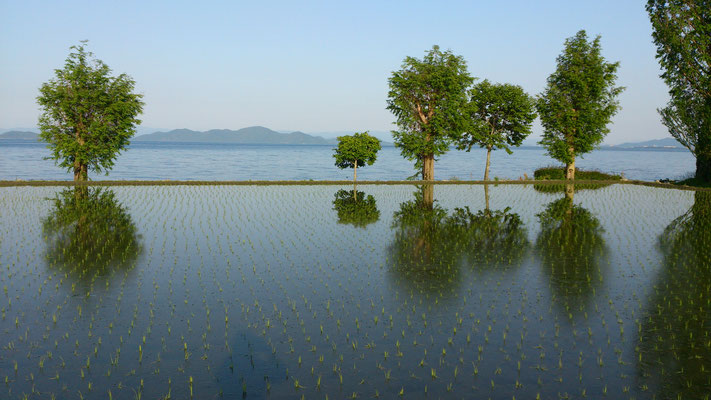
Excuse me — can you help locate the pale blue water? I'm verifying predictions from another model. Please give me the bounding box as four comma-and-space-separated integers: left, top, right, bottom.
0, 140, 696, 181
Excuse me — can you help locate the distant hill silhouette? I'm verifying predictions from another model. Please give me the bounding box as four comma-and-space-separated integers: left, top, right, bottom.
0, 131, 39, 140
134, 126, 337, 145
609, 137, 682, 149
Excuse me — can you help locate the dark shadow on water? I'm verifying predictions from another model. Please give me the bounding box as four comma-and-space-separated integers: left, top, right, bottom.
535, 184, 607, 320
332, 188, 380, 228
42, 187, 142, 287
637, 190, 711, 398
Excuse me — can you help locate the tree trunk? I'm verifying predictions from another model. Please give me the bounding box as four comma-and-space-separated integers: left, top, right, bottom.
353, 160, 358, 183
696, 153, 711, 182
484, 146, 492, 181
565, 183, 575, 201
696, 113, 711, 181
422, 154, 435, 181
74, 161, 88, 182
565, 147, 575, 180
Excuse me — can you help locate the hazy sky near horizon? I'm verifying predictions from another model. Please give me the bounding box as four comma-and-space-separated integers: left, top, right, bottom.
1, 0, 671, 144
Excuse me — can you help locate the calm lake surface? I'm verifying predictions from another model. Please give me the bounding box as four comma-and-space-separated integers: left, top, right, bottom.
1, 183, 709, 399
0, 140, 697, 181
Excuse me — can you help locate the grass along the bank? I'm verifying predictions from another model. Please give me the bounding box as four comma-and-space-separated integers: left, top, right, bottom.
1, 179, 710, 191
534, 166, 623, 180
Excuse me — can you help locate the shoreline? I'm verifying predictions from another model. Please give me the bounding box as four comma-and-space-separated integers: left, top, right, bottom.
1, 179, 708, 191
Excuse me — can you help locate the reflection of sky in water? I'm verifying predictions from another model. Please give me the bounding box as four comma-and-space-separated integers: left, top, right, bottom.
0, 184, 703, 399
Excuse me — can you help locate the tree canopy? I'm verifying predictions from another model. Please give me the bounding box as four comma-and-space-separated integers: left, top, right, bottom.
37, 41, 144, 181
647, 0, 711, 181
333, 131, 381, 182
536, 30, 624, 179
457, 80, 536, 180
387, 45, 474, 180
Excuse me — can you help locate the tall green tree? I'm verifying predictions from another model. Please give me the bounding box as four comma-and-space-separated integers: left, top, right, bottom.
647, 1, 711, 182
333, 131, 381, 182
457, 80, 537, 180
536, 30, 624, 180
387, 45, 474, 180
37, 41, 144, 181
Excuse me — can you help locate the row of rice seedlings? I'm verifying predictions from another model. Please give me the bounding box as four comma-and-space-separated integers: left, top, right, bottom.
0, 184, 704, 399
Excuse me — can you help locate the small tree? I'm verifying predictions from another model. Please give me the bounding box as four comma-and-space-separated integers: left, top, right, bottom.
333, 131, 381, 182
536, 30, 624, 179
647, 0, 711, 182
37, 41, 144, 181
387, 45, 473, 180
457, 80, 536, 180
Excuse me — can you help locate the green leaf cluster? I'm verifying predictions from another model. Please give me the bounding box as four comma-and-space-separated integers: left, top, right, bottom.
457, 80, 536, 154
37, 42, 144, 180
536, 30, 624, 165
333, 131, 381, 170
387, 46, 474, 172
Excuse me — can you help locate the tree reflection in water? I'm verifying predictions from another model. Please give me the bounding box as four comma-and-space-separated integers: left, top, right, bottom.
535, 184, 607, 319
389, 184, 528, 296
332, 188, 380, 228
638, 190, 711, 398
43, 187, 141, 283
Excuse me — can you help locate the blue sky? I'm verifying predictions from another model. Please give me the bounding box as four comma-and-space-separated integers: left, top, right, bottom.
0, 0, 670, 144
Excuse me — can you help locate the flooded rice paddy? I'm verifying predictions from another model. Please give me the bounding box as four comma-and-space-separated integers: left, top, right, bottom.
0, 183, 709, 399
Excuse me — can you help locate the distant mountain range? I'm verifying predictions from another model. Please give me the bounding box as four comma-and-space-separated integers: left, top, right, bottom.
0, 128, 687, 150
0, 131, 38, 140
134, 126, 338, 145
605, 137, 683, 149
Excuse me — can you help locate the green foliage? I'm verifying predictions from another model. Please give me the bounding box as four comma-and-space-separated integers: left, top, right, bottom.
333, 131, 381, 171
37, 41, 144, 180
536, 30, 624, 165
387, 45, 474, 178
647, 0, 711, 181
533, 167, 621, 181
332, 189, 380, 228
43, 187, 141, 275
458, 80, 536, 154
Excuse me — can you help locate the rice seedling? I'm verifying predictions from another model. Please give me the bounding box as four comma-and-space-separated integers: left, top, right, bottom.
0, 183, 707, 398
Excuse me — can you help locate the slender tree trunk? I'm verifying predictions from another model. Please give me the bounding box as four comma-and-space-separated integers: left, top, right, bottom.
565, 146, 576, 180
422, 154, 435, 181
565, 183, 575, 201
74, 161, 88, 182
484, 146, 492, 181
74, 133, 87, 182
353, 160, 358, 183
352, 181, 357, 200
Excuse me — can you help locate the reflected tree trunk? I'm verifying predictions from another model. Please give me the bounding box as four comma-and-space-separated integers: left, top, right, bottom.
484, 183, 490, 215
422, 184, 434, 210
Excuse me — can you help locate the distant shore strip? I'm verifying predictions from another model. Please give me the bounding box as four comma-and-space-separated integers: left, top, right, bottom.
0, 179, 709, 191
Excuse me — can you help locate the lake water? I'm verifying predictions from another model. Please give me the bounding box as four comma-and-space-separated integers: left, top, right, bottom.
0, 140, 697, 181
1, 183, 708, 399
